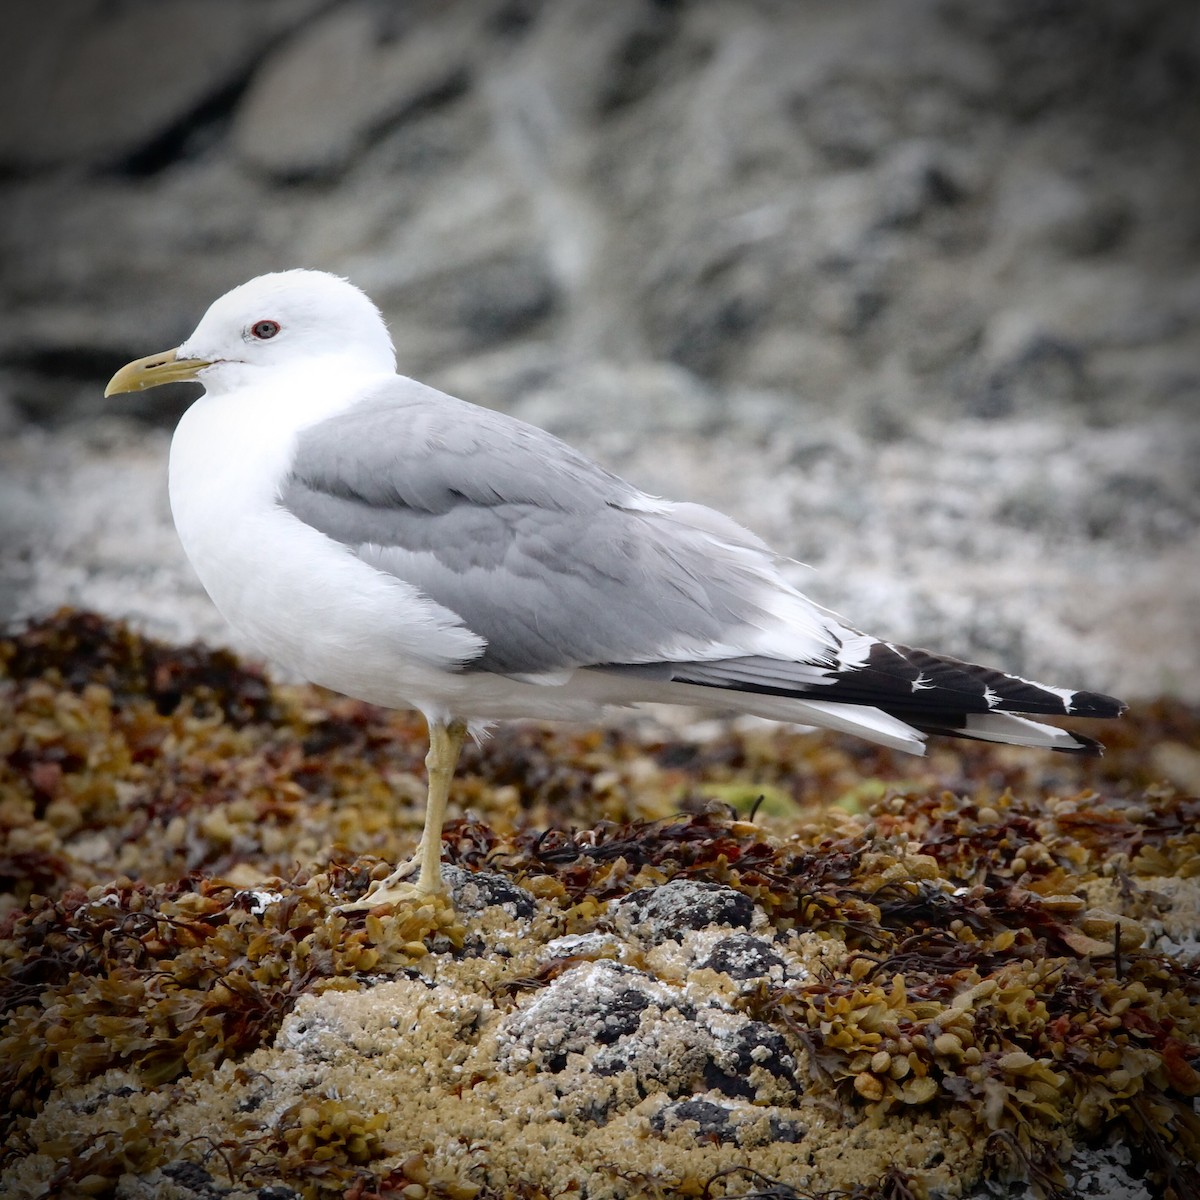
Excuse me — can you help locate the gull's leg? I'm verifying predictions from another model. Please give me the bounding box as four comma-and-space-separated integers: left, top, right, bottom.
338, 717, 468, 910
414, 717, 467, 894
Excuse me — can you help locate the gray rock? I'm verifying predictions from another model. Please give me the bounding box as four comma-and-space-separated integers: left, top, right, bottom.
992, 165, 1134, 260
160, 1161, 223, 1198
496, 960, 676, 1074
507, 359, 723, 438
649, 1096, 805, 1148
798, 79, 896, 167
495, 957, 801, 1126
873, 139, 970, 230
0, 0, 317, 172
611, 879, 759, 943
962, 1143, 1154, 1200
442, 864, 536, 920
650, 1097, 735, 1139
701, 1017, 798, 1100
4, 0, 1196, 427
232, 3, 475, 181
0, 168, 287, 421
970, 332, 1091, 419
700, 933, 785, 981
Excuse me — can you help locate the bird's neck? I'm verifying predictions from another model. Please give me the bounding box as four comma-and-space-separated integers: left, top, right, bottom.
167, 357, 392, 545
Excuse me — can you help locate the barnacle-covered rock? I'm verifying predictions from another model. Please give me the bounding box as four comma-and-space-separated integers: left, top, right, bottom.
699, 932, 787, 981
441, 863, 537, 920
610, 878, 760, 942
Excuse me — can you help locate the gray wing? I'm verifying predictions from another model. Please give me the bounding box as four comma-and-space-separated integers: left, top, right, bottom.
277, 378, 801, 676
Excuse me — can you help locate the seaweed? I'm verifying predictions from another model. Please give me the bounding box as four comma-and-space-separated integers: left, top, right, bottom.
0, 871, 462, 1124
2, 611, 1199, 1199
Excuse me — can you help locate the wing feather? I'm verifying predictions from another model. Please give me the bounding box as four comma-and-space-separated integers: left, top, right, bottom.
278, 382, 836, 676
277, 380, 1123, 757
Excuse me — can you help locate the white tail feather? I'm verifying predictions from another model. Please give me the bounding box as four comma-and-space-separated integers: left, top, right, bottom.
784, 699, 928, 755
957, 712, 1086, 751
576, 673, 929, 754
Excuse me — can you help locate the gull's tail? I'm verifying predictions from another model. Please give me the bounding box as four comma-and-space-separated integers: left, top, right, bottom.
591, 632, 1126, 757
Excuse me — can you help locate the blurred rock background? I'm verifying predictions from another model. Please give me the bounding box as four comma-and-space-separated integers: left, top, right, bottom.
1, 0, 1198, 700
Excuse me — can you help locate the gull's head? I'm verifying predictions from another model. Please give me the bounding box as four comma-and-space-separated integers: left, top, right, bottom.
105, 270, 396, 399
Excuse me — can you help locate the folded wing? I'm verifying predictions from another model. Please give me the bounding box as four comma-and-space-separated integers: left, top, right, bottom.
278, 379, 1124, 755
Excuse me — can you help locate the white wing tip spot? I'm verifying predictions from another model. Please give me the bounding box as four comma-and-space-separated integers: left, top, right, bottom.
1008, 674, 1078, 714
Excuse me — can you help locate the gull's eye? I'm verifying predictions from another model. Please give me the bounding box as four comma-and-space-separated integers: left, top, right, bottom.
250, 319, 281, 340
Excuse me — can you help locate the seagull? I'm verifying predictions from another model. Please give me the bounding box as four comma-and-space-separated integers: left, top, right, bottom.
105, 270, 1125, 908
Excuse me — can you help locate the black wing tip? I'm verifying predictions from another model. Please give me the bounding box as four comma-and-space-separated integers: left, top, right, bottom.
909, 711, 1115, 756
826, 637, 1130, 721
1068, 690, 1127, 720
1053, 729, 1107, 756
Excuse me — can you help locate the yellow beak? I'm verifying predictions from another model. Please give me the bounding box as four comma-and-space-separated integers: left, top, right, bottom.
104, 349, 212, 397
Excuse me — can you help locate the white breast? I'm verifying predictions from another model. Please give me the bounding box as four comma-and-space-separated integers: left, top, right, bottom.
167, 372, 485, 717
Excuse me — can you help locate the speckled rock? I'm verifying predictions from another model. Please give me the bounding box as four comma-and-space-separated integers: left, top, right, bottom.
699, 932, 787, 981
442, 863, 537, 920
610, 879, 760, 942
493, 958, 800, 1120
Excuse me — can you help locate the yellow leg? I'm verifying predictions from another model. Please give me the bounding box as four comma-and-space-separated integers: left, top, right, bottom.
414, 717, 467, 893
337, 717, 467, 910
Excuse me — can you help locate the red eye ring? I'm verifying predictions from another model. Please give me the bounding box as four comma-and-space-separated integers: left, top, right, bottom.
251, 319, 280, 340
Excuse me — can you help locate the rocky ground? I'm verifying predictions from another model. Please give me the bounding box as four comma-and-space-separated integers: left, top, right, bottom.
1, 612, 1198, 1200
